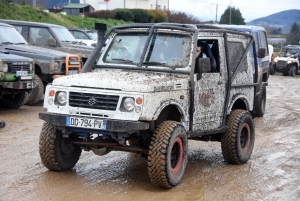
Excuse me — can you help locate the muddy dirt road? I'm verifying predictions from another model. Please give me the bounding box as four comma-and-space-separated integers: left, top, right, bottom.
1, 75, 300, 201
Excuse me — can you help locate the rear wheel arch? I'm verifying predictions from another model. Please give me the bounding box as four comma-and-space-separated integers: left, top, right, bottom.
228, 95, 250, 114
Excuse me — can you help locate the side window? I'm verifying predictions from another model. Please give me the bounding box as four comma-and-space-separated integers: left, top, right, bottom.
72, 31, 89, 40
253, 33, 259, 54
227, 41, 247, 73
29, 27, 53, 45
196, 40, 219, 73
259, 31, 268, 55
14, 26, 22, 34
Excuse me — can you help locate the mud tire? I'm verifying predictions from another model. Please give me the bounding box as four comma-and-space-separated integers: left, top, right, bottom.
39, 122, 82, 171
0, 91, 29, 109
221, 110, 255, 164
254, 85, 266, 117
148, 121, 187, 189
26, 74, 44, 105
289, 65, 296, 77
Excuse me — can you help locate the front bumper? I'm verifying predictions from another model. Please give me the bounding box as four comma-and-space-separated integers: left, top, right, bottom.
2, 80, 36, 90
39, 112, 150, 132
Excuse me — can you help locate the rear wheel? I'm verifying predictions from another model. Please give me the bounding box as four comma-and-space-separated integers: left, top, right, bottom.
254, 85, 266, 117
26, 74, 44, 105
39, 122, 82, 171
221, 110, 255, 164
0, 91, 29, 109
148, 121, 187, 188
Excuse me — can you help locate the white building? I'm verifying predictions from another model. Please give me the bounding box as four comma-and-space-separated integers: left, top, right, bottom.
80, 0, 169, 11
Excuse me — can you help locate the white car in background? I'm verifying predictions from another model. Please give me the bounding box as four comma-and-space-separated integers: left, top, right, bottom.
268, 44, 275, 75
69, 28, 96, 47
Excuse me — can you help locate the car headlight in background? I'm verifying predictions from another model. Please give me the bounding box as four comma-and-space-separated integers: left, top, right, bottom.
0, 62, 8, 72
56, 91, 67, 105
50, 60, 59, 72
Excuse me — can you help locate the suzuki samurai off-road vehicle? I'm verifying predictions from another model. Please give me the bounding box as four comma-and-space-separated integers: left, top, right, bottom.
38, 23, 266, 188
0, 19, 94, 63
273, 45, 300, 76
0, 50, 35, 109
210, 25, 270, 117
0, 22, 81, 105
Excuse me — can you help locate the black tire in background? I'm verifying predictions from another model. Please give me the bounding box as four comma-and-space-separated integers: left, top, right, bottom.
148, 121, 188, 189
221, 110, 255, 164
269, 64, 275, 75
39, 122, 82, 171
26, 74, 44, 105
289, 65, 296, 77
254, 85, 266, 117
0, 91, 29, 109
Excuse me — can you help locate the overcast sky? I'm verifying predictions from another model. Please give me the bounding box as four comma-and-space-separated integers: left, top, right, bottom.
169, 0, 300, 23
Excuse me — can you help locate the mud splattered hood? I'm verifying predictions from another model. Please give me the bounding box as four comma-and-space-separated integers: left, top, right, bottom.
52, 70, 189, 92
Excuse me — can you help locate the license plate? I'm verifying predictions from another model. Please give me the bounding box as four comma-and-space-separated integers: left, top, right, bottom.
68, 70, 78, 75
66, 116, 106, 130
16, 71, 28, 77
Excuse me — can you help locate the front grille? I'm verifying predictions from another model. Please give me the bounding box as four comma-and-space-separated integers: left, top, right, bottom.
10, 64, 31, 73
69, 92, 119, 110
277, 60, 286, 67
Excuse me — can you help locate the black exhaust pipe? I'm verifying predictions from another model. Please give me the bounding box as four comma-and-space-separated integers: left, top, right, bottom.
80, 23, 107, 73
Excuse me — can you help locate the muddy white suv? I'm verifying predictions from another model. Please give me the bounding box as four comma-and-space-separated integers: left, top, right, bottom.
273, 45, 300, 76
38, 23, 265, 188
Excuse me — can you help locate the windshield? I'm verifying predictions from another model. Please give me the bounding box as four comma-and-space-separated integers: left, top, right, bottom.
279, 48, 299, 57
103, 32, 191, 68
0, 26, 28, 44
51, 27, 77, 42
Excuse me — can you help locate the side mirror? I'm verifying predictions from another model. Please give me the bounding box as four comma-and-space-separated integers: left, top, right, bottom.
195, 58, 211, 80
257, 48, 266, 58
47, 38, 57, 47
198, 58, 211, 73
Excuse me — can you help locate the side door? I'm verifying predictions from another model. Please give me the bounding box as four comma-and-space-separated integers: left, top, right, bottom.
257, 30, 270, 81
193, 38, 227, 131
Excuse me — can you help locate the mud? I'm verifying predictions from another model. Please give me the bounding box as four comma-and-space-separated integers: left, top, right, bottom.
1, 75, 300, 201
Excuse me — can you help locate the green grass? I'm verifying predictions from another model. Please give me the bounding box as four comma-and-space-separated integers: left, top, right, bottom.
0, 3, 132, 30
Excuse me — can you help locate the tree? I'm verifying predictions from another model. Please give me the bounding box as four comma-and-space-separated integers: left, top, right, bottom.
219, 6, 245, 25
286, 22, 300, 45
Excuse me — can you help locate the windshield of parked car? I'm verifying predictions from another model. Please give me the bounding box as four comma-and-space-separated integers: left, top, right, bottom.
51, 27, 77, 42
87, 31, 97, 40
280, 48, 300, 57
0, 26, 28, 44
102, 32, 192, 68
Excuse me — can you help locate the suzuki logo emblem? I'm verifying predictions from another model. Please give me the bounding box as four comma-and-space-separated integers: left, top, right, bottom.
88, 97, 96, 106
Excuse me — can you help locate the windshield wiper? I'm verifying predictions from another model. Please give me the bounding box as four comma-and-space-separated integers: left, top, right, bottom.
61, 40, 71, 42
1, 42, 14, 45
111, 58, 133, 63
143, 61, 166, 65
15, 43, 26, 45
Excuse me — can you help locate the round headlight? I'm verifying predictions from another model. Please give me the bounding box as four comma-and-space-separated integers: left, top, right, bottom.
0, 63, 8, 72
57, 92, 67, 104
124, 97, 134, 111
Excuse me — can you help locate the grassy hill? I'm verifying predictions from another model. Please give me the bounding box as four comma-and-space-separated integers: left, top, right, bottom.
247, 9, 300, 33
0, 3, 131, 30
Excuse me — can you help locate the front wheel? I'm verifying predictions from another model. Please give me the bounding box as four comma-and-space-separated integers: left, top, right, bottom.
148, 121, 188, 188
39, 122, 82, 171
221, 110, 255, 164
289, 65, 296, 77
26, 74, 44, 105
